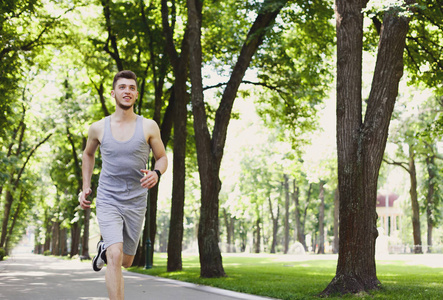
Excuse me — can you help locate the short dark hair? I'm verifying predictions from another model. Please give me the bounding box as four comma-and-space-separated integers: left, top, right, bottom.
113, 70, 138, 89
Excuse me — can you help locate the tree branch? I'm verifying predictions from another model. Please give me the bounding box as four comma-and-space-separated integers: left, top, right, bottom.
203, 80, 288, 95
102, 0, 123, 71
14, 133, 53, 187
383, 158, 410, 173
212, 0, 288, 164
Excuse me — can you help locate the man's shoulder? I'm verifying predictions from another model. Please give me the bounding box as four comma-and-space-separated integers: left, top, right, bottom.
91, 118, 106, 128
141, 117, 159, 128
88, 118, 106, 138
140, 117, 160, 140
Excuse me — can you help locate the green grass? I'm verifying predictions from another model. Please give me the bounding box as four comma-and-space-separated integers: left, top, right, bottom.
128, 253, 443, 300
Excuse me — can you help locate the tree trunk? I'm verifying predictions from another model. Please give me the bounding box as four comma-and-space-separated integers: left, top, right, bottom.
228, 216, 234, 252
293, 180, 307, 251
0, 191, 14, 249
102, 0, 123, 71
321, 0, 411, 295
4, 191, 25, 252
223, 208, 234, 252
268, 196, 279, 254
60, 227, 68, 256
187, 0, 223, 277
254, 217, 261, 253
81, 209, 91, 259
425, 154, 436, 253
283, 175, 290, 254
187, 0, 287, 277
408, 144, 422, 253
164, 0, 190, 271
317, 181, 325, 254
70, 222, 81, 257
149, 184, 158, 264
333, 188, 340, 254
312, 232, 317, 253
51, 221, 60, 255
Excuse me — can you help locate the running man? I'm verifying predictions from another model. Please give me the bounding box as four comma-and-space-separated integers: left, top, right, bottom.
79, 70, 167, 300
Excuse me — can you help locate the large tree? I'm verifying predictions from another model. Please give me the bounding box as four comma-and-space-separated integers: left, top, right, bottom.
187, 0, 288, 277
321, 0, 413, 295
161, 0, 190, 272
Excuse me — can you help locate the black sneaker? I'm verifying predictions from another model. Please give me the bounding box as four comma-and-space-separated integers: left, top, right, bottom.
92, 240, 107, 272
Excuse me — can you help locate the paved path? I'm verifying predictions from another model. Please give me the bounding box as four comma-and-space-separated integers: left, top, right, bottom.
0, 252, 274, 300
2, 250, 443, 300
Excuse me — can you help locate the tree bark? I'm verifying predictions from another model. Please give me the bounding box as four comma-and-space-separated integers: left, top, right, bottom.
408, 144, 422, 253
52, 221, 60, 255
60, 227, 68, 256
333, 188, 340, 254
268, 196, 279, 254
295, 181, 312, 251
283, 175, 290, 254
425, 153, 436, 253
321, 0, 412, 295
163, 0, 190, 271
254, 217, 261, 253
44, 216, 51, 253
81, 208, 91, 259
70, 222, 81, 257
293, 180, 307, 251
317, 181, 325, 254
223, 208, 235, 252
187, 0, 224, 277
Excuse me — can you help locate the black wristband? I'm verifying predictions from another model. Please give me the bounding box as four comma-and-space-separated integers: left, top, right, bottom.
154, 169, 162, 180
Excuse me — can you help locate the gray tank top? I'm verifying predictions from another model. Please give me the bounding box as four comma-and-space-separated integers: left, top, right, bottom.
97, 115, 150, 207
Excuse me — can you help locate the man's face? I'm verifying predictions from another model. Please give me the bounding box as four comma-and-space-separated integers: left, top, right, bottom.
111, 78, 138, 110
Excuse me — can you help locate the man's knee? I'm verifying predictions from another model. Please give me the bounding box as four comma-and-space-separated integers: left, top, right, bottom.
106, 244, 123, 265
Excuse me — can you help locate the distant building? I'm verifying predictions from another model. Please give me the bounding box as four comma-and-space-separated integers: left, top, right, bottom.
376, 193, 403, 237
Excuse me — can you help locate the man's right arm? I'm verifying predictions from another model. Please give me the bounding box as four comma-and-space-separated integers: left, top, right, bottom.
79, 123, 101, 209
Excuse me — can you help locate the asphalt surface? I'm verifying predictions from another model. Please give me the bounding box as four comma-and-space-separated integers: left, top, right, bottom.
0, 252, 275, 300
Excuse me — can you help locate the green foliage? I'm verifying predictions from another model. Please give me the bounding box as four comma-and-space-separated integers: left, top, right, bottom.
253, 0, 335, 149
0, 0, 63, 137
43, 250, 51, 256
202, 0, 257, 68
362, 0, 443, 92
404, 0, 443, 90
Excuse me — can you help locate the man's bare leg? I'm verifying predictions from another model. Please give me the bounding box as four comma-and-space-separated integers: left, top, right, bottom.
105, 243, 135, 300
105, 243, 124, 300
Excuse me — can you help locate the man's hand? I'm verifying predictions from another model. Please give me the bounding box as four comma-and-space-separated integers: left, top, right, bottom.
79, 188, 92, 209
140, 169, 159, 189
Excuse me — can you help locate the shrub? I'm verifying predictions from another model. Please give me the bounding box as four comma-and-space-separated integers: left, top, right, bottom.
0, 247, 5, 261
43, 250, 51, 256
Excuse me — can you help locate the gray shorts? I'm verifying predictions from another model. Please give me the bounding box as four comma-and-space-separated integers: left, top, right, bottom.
96, 202, 146, 256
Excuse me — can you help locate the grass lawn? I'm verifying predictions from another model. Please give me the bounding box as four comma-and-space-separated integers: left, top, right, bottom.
128, 253, 443, 300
